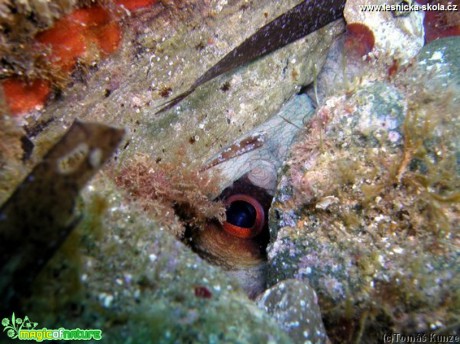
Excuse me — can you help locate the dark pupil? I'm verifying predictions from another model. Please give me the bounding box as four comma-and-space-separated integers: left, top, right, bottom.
226, 201, 256, 228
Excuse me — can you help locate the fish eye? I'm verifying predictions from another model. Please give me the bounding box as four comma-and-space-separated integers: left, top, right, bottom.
223, 194, 265, 239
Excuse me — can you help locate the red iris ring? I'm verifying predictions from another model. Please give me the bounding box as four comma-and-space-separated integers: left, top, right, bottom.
223, 194, 265, 239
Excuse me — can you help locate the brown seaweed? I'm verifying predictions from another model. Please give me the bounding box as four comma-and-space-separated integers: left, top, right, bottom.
156, 0, 346, 113
0, 120, 124, 312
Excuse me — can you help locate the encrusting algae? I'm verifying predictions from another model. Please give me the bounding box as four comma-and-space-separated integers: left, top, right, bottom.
0, 0, 161, 115
267, 36, 460, 342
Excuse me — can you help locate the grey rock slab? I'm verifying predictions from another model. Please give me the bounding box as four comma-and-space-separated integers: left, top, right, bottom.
416, 36, 460, 87
256, 279, 327, 344
28, 0, 343, 189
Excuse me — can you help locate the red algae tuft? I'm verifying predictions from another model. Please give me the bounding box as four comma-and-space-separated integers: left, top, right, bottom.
2, 78, 51, 115
387, 59, 399, 78
344, 23, 375, 58
91, 21, 123, 55
194, 286, 212, 299
113, 154, 225, 238
35, 6, 122, 71
35, 19, 87, 72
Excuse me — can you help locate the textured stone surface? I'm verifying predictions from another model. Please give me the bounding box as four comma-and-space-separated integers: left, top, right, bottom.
256, 279, 327, 344
0, 2, 345, 342
416, 36, 460, 86
266, 44, 459, 341
26, 177, 293, 343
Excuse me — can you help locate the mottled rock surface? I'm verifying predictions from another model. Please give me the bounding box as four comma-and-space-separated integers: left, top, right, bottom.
26, 177, 293, 343
416, 36, 460, 86
0, 1, 345, 343
267, 38, 459, 342
344, 0, 424, 62
256, 279, 327, 344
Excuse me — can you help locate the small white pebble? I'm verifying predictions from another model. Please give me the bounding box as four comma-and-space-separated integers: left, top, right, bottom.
430, 51, 443, 61
99, 293, 114, 308
393, 247, 404, 254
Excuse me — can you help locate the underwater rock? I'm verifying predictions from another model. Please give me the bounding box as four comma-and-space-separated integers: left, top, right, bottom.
0, 120, 124, 313
413, 37, 460, 169
416, 36, 460, 86
12, 0, 343, 196
256, 279, 327, 344
155, 0, 346, 113
23, 176, 293, 343
347, 82, 406, 148
0, 3, 346, 341
8, 1, 458, 343
267, 57, 459, 342
344, 0, 424, 62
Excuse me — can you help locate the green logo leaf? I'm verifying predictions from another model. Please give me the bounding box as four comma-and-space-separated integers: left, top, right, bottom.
2, 313, 38, 339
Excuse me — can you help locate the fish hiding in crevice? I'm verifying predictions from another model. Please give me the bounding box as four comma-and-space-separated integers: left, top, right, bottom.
155, 0, 346, 113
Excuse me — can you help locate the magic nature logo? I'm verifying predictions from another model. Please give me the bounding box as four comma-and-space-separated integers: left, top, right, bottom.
2, 313, 102, 342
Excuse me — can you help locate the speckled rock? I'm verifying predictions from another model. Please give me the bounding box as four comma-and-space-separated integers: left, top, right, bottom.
344, 0, 424, 62
267, 52, 459, 342
346, 82, 406, 147
256, 279, 327, 344
25, 176, 293, 344
416, 36, 460, 86
0, 1, 346, 341
413, 36, 460, 173
8, 0, 343, 195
